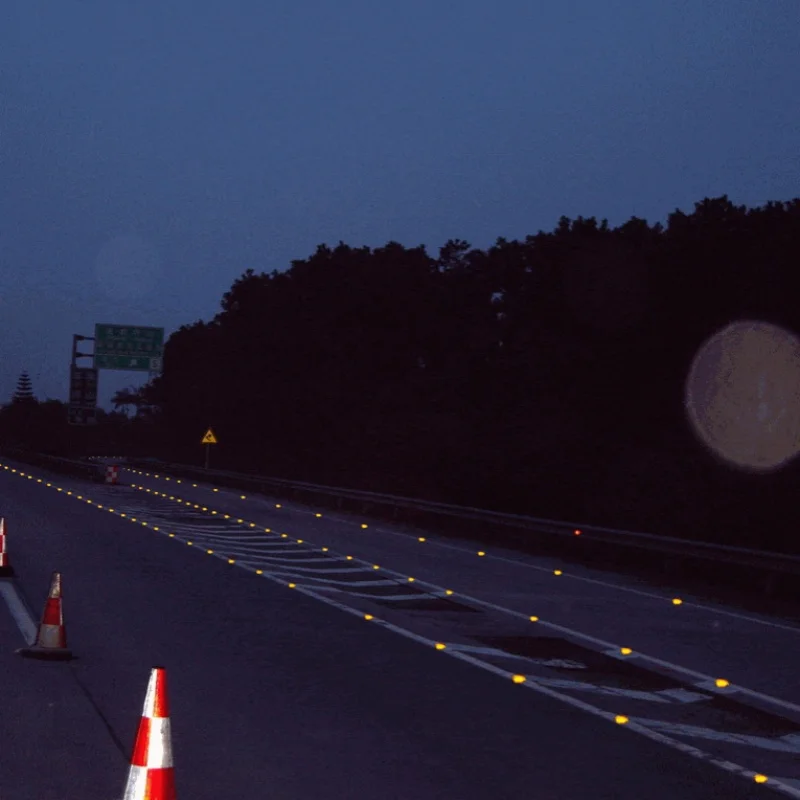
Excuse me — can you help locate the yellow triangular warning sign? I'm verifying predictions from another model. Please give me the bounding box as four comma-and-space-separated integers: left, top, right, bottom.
201, 428, 217, 445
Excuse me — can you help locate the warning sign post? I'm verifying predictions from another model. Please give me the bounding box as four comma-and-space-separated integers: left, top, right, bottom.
201, 428, 217, 469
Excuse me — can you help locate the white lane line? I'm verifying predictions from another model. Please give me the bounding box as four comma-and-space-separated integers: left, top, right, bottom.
167, 533, 306, 549
527, 677, 693, 704
146, 507, 800, 721
345, 590, 449, 602
220, 560, 371, 575
444, 644, 586, 668
658, 688, 712, 704
231, 554, 339, 564
134, 468, 800, 635
326, 520, 800, 635
351, 565, 800, 721
34, 474, 800, 794
636, 720, 800, 754
59, 477, 800, 731
443, 646, 800, 797
0, 581, 37, 644
256, 573, 397, 588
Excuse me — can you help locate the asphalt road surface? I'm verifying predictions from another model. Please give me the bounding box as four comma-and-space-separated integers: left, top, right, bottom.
0, 456, 792, 799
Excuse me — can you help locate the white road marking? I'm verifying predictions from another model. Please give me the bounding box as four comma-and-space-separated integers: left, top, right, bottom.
234, 563, 371, 575
444, 644, 586, 668
125, 500, 800, 721
17, 468, 800, 796
0, 580, 37, 644
531, 677, 674, 703
144, 469, 800, 636
636, 719, 800, 754
445, 649, 800, 797
658, 687, 712, 703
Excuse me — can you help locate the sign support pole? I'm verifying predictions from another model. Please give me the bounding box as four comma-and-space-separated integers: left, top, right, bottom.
200, 427, 217, 468
68, 334, 97, 425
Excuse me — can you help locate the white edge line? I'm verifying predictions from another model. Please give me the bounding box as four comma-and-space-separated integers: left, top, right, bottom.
0, 580, 37, 644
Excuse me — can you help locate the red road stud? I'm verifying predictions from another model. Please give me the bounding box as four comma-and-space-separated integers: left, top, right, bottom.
123, 667, 176, 800
0, 517, 13, 576
17, 571, 72, 660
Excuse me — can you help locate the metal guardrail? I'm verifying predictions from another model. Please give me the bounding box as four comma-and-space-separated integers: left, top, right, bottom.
119, 456, 800, 600
0, 450, 108, 482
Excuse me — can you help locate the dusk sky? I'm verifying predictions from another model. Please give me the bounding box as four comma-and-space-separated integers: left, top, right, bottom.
2, 0, 799, 409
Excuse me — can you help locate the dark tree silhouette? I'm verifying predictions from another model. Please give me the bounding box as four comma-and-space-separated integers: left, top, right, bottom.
7, 195, 800, 552
12, 371, 35, 404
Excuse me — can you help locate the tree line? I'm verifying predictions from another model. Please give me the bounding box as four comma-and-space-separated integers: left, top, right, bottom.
4, 195, 800, 552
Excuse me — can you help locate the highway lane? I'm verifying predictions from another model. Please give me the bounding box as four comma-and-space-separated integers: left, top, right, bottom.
122, 464, 800, 706
108, 460, 800, 790
0, 458, 788, 799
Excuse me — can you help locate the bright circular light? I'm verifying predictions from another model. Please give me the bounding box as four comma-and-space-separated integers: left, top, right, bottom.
685, 320, 800, 471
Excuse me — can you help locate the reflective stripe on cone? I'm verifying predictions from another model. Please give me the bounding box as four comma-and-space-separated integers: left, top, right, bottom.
0, 517, 12, 576
123, 667, 176, 800
16, 571, 72, 660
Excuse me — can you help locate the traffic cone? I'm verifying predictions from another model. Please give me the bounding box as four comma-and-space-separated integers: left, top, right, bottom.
0, 518, 13, 577
123, 667, 176, 800
17, 571, 72, 660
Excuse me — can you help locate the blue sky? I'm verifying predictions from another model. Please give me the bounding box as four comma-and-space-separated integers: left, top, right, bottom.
1, 0, 798, 409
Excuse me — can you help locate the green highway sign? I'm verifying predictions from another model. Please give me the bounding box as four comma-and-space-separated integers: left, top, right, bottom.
94, 354, 162, 372
94, 324, 164, 372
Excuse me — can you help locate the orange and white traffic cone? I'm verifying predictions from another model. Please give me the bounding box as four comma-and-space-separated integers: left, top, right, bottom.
123, 667, 176, 800
0, 518, 13, 577
17, 571, 72, 660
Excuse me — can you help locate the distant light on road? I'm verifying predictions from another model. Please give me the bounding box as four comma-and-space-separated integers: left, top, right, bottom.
511, 674, 526, 684
672, 598, 683, 606
615, 715, 629, 725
